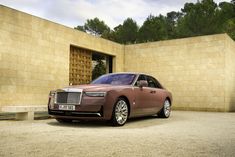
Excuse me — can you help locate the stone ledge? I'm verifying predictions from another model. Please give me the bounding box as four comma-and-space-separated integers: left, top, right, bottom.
1, 105, 47, 112
1, 105, 47, 120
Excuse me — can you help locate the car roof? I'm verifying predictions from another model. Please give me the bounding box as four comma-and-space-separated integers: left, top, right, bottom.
105, 72, 150, 76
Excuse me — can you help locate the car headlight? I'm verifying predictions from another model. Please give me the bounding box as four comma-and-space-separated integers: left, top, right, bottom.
48, 91, 56, 108
84, 91, 106, 97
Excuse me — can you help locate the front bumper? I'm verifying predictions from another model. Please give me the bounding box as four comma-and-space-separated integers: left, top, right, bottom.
48, 105, 103, 118
48, 89, 117, 120
48, 95, 113, 120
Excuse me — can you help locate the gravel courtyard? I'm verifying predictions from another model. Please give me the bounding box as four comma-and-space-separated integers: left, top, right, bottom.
0, 111, 235, 157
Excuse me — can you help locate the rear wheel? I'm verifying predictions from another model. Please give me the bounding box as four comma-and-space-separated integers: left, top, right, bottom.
111, 98, 129, 126
56, 118, 72, 123
158, 99, 171, 118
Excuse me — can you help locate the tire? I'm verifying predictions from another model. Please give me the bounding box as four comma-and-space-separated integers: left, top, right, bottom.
56, 118, 72, 123
158, 99, 171, 118
111, 98, 129, 126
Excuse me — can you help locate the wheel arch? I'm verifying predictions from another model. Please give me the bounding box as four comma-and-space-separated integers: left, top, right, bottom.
165, 97, 172, 105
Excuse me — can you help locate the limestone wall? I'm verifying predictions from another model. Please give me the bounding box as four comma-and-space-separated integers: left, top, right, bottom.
0, 5, 124, 107
225, 35, 235, 111
124, 34, 230, 111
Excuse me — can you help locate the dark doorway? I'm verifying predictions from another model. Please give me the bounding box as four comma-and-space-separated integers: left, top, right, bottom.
92, 53, 113, 80
108, 56, 113, 73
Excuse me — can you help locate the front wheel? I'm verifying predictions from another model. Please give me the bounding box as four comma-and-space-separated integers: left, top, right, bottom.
111, 98, 129, 126
158, 99, 171, 118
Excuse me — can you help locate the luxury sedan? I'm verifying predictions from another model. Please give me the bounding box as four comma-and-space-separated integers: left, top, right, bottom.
48, 72, 172, 126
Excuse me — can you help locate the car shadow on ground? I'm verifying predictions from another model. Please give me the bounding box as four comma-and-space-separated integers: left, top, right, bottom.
124, 115, 173, 128
47, 115, 174, 129
47, 119, 111, 128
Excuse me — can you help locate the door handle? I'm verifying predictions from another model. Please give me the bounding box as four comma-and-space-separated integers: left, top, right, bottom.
150, 91, 156, 94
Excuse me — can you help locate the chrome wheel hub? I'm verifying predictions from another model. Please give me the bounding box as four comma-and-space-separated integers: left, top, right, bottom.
164, 100, 171, 117
115, 100, 128, 125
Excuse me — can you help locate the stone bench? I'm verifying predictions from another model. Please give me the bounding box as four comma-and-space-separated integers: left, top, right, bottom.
1, 105, 47, 120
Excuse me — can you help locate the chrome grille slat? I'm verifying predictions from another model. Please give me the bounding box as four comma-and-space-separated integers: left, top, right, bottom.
56, 92, 81, 104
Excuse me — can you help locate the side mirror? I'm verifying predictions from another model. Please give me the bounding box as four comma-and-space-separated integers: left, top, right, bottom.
137, 80, 148, 88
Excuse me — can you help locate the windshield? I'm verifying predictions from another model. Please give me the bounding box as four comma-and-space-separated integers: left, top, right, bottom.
91, 73, 137, 85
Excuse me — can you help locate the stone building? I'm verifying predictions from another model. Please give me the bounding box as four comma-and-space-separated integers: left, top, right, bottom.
0, 5, 235, 112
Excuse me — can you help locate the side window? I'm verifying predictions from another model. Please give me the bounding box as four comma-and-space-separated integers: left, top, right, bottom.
146, 76, 158, 88
134, 75, 146, 86
155, 79, 163, 89
138, 75, 146, 81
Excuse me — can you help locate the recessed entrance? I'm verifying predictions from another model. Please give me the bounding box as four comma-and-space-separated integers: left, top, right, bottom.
69, 46, 113, 85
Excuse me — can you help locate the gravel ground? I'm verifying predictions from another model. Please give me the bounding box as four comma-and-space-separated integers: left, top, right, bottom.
0, 111, 235, 157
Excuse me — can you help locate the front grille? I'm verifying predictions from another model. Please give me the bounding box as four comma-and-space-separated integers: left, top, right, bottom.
56, 92, 81, 104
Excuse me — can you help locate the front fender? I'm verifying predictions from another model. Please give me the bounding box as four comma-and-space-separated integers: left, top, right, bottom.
103, 88, 134, 119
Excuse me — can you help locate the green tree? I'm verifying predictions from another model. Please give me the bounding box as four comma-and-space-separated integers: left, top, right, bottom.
218, 2, 235, 26
92, 54, 106, 80
166, 11, 183, 39
74, 25, 86, 32
113, 18, 139, 44
75, 17, 111, 37
177, 0, 219, 37
224, 18, 235, 40
217, 1, 235, 40
100, 29, 116, 41
138, 15, 168, 42
74, 0, 235, 42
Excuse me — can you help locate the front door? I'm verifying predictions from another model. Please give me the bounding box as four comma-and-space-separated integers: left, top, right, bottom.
132, 75, 160, 116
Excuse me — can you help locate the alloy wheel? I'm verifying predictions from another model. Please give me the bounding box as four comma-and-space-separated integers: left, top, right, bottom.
164, 100, 171, 117
115, 99, 128, 125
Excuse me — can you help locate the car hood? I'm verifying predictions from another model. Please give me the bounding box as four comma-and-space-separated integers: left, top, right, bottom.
61, 84, 130, 92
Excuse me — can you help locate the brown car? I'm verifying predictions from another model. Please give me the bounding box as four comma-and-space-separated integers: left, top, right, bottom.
48, 72, 172, 126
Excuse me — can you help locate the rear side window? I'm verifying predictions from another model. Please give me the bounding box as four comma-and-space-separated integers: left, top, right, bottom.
137, 75, 146, 81
146, 76, 163, 89
146, 76, 157, 88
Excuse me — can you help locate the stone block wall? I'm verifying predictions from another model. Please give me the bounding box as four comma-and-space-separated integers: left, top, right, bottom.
125, 34, 234, 111
0, 5, 124, 108
225, 35, 235, 111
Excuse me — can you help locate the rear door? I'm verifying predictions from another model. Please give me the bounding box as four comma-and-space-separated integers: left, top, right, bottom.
145, 75, 163, 113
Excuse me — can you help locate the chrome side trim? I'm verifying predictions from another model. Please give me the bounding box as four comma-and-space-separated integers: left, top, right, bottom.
49, 110, 102, 117
71, 112, 101, 117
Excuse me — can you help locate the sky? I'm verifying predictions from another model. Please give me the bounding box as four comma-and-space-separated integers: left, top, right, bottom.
0, 0, 232, 29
